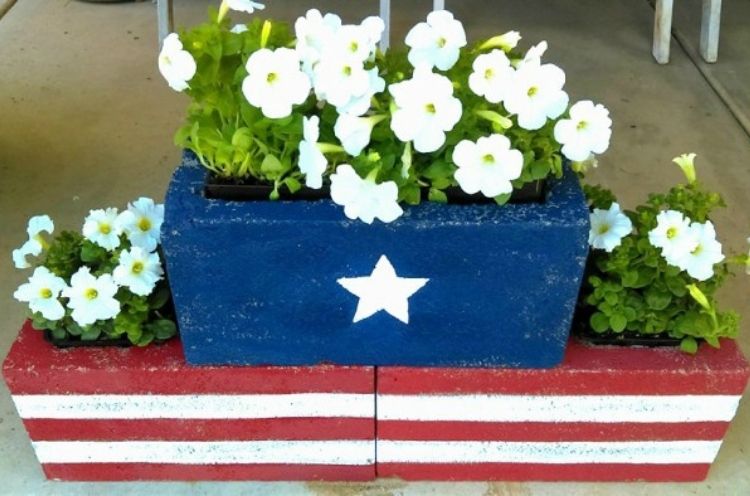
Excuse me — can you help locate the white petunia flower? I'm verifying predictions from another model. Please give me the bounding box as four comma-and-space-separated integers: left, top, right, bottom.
298, 116, 328, 189
242, 48, 312, 119
12, 215, 54, 269
337, 68, 386, 116
13, 267, 67, 321
313, 53, 370, 108
83, 208, 122, 251
648, 210, 699, 261
504, 60, 568, 130
671, 221, 724, 281
114, 247, 164, 296
330, 164, 403, 224
334, 24, 378, 62
224, 0, 265, 14
673, 153, 697, 184
294, 9, 342, 75
405, 10, 467, 71
334, 114, 383, 156
361, 16, 386, 51
553, 100, 612, 162
588, 202, 633, 252
230, 24, 248, 34
389, 65, 463, 153
452, 134, 523, 198
117, 197, 165, 252
468, 50, 515, 104
62, 267, 121, 327
158, 33, 197, 92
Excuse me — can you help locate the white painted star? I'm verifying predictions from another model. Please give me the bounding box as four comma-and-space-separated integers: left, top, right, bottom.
337, 255, 429, 324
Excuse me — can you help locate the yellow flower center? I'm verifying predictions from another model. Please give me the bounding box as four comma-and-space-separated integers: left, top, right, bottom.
484, 68, 494, 80
437, 37, 447, 48
343, 65, 352, 76
99, 223, 111, 235
85, 288, 98, 300
349, 41, 359, 53
482, 154, 495, 164
691, 244, 704, 255
40, 288, 53, 299
425, 103, 436, 114
132, 261, 144, 274
266, 72, 278, 84
666, 227, 678, 239
577, 120, 588, 131
598, 224, 610, 235
138, 217, 152, 232
527, 86, 538, 97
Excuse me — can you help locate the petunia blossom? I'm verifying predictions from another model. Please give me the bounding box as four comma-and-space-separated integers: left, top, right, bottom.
12, 215, 54, 269
588, 202, 633, 252
389, 65, 462, 153
648, 210, 699, 262
83, 208, 123, 251
671, 221, 724, 281
242, 48, 312, 119
553, 100, 612, 162
298, 116, 328, 189
329, 164, 403, 224
114, 247, 164, 296
452, 134, 523, 198
117, 197, 165, 252
405, 10, 467, 71
62, 267, 121, 327
504, 59, 568, 131
468, 49, 515, 104
158, 33, 197, 92
13, 266, 67, 321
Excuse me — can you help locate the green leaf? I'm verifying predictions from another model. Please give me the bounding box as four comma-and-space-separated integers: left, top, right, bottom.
428, 188, 447, 203
494, 192, 512, 206
646, 290, 672, 310
149, 319, 178, 340
51, 328, 67, 340
148, 286, 171, 310
81, 327, 102, 341
680, 336, 698, 354
590, 312, 610, 333
260, 154, 284, 177
609, 314, 627, 333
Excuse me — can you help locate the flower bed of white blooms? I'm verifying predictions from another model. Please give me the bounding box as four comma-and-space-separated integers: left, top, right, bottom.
159, 1, 612, 224
11, 199, 177, 345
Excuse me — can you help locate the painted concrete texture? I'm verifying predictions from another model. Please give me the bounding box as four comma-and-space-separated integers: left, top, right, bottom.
163, 154, 588, 367
0, 0, 749, 494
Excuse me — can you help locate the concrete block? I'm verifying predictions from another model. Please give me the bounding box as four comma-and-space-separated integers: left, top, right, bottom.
2, 322, 375, 481
162, 152, 590, 368
376, 339, 750, 481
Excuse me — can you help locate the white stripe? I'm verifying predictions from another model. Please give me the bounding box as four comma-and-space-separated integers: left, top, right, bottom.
32, 440, 374, 465
13, 393, 373, 419
377, 394, 741, 423
378, 440, 722, 464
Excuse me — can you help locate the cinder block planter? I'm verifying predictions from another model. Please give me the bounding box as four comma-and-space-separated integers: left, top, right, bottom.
376, 339, 750, 482
162, 152, 589, 368
2, 322, 375, 482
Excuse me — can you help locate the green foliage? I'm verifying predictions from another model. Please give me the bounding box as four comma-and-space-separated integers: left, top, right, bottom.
581, 181, 739, 351
173, 12, 566, 201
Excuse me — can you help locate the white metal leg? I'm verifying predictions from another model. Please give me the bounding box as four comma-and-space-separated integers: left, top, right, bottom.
379, 0, 390, 51
652, 0, 673, 64
433, 0, 445, 10
700, 0, 722, 63
157, 0, 174, 46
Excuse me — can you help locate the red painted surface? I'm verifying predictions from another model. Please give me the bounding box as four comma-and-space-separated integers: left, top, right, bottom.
3, 322, 373, 395
42, 463, 375, 482
378, 338, 750, 395
377, 421, 731, 442
25, 418, 374, 441
376, 463, 712, 482
3, 322, 375, 482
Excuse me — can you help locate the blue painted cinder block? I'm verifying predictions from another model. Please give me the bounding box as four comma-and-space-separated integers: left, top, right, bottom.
162, 151, 590, 368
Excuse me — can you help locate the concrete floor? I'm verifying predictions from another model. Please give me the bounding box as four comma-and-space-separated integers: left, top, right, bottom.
1, 0, 749, 494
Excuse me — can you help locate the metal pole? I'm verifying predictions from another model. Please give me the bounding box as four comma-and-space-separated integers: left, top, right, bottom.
157, 0, 174, 47
379, 0, 390, 51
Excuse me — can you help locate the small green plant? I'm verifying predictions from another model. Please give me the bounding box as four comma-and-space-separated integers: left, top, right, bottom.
12, 199, 177, 346
580, 154, 747, 352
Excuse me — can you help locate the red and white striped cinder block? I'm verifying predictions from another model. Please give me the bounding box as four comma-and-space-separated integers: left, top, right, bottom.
2, 322, 375, 481
377, 340, 750, 482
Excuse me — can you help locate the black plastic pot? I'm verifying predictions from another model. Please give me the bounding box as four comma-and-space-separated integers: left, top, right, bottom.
205, 175, 547, 204
575, 328, 682, 347
43, 330, 131, 349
